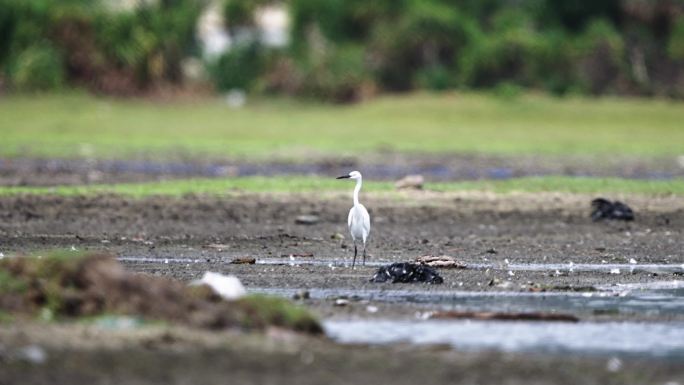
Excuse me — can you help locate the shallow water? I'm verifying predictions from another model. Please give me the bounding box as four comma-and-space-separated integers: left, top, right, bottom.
250, 282, 684, 317
255, 258, 684, 275
116, 253, 684, 357
118, 255, 684, 275
323, 319, 684, 358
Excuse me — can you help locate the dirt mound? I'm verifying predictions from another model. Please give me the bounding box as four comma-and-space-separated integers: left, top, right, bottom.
0, 251, 322, 334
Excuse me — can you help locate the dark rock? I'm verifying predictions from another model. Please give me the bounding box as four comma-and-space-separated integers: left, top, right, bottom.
591, 198, 635, 221
293, 290, 310, 300
370, 262, 443, 284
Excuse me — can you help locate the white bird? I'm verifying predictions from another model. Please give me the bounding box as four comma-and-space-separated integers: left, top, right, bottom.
336, 171, 371, 268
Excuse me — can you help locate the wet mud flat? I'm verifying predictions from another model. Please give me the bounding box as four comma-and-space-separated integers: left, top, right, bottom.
2, 153, 683, 186
1, 192, 683, 383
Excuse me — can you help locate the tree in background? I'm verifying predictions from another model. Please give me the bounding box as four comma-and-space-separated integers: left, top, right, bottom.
1, 0, 683, 100
0, 0, 204, 94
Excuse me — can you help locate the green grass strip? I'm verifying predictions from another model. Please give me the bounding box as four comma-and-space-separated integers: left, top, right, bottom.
1, 92, 683, 159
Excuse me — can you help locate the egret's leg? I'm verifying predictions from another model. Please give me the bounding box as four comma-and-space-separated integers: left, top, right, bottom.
352, 243, 357, 269
352, 242, 356, 269
362, 242, 367, 266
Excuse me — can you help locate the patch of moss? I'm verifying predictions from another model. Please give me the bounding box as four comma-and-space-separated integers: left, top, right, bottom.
236, 294, 323, 334
0, 270, 29, 294
0, 250, 323, 335
0, 249, 94, 316
0, 309, 15, 323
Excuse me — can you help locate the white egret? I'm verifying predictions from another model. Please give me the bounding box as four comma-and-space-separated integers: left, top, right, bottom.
336, 171, 371, 268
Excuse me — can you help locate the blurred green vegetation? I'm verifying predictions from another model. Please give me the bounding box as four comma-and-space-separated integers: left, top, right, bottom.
1, 0, 683, 100
1, 175, 682, 196
0, 0, 203, 94
1, 92, 683, 159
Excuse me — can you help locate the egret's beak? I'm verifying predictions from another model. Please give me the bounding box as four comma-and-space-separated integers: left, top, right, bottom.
336, 175, 351, 179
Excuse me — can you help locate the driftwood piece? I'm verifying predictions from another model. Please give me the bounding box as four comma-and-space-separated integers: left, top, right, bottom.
429, 310, 579, 322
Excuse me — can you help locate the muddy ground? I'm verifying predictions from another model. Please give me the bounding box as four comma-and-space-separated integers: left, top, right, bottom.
1, 191, 683, 383
2, 153, 683, 186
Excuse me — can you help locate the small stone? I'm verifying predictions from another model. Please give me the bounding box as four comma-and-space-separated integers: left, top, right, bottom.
205, 244, 231, 251
366, 305, 378, 313
395, 174, 424, 190
331, 233, 345, 240
19, 345, 47, 364
295, 215, 319, 225
231, 257, 256, 264
334, 299, 349, 306
293, 290, 310, 300
485, 248, 497, 254
415, 255, 466, 269
606, 357, 622, 372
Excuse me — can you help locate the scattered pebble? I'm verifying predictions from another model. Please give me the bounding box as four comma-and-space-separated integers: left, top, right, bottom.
204, 244, 231, 251
610, 268, 621, 275
295, 215, 319, 225
231, 257, 256, 264
293, 290, 310, 300
366, 305, 378, 313
629, 258, 637, 264
606, 357, 622, 372
19, 345, 47, 364
331, 233, 345, 240
334, 299, 349, 307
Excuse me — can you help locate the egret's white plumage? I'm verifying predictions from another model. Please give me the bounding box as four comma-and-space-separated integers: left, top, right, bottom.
337, 170, 370, 268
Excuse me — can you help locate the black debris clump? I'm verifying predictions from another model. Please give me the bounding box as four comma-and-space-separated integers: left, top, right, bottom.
370, 262, 444, 284
591, 198, 635, 221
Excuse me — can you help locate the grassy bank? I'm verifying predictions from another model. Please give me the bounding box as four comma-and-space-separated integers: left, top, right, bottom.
1, 176, 682, 196
1, 92, 683, 159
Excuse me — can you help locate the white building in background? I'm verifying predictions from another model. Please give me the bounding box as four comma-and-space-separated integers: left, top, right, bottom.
103, 0, 288, 59
198, 2, 289, 59
255, 5, 289, 48
198, 2, 231, 59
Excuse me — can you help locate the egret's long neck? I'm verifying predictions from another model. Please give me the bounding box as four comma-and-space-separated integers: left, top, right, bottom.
353, 177, 362, 207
